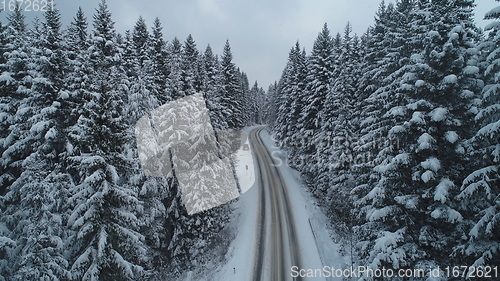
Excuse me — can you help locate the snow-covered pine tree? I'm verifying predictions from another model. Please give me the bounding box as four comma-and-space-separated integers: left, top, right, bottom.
455, 0, 500, 267
249, 81, 266, 124
66, 7, 88, 52
358, 0, 481, 273
0, 16, 13, 195
352, 1, 396, 217
194, 43, 207, 95
6, 6, 26, 34
264, 82, 279, 128
298, 23, 334, 191
164, 92, 235, 275
10, 166, 71, 281
66, 2, 146, 280
0, 13, 9, 78
180, 34, 200, 98
132, 16, 149, 68
64, 6, 90, 112
238, 70, 251, 126
125, 17, 172, 273
149, 17, 169, 104
220, 40, 244, 129
119, 30, 136, 78
0, 7, 73, 280
203, 44, 229, 132
0, 14, 17, 280
274, 44, 299, 149
286, 44, 308, 167
317, 23, 363, 236
166, 37, 184, 100
67, 95, 146, 280
273, 42, 309, 169
0, 230, 15, 281
125, 17, 158, 125
0, 14, 25, 278
0, 8, 30, 196
352, 0, 418, 195
353, 1, 425, 266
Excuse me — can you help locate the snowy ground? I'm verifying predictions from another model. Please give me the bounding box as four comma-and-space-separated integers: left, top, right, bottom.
188, 126, 345, 280
234, 127, 256, 194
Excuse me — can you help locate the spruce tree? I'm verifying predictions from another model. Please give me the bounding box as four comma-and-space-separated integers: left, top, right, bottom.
67, 7, 88, 51
125, 17, 158, 125
166, 37, 183, 100
0, 13, 17, 280
6, 8, 26, 34
359, 0, 480, 271
66, 2, 146, 279
286, 45, 308, 167
150, 18, 169, 103
132, 16, 149, 68
274, 45, 299, 148
180, 34, 199, 97
298, 23, 334, 188
319, 23, 362, 236
455, 0, 500, 266
220, 40, 244, 129
203, 45, 228, 131
1, 8, 72, 280
249, 81, 265, 124
0, 6, 30, 197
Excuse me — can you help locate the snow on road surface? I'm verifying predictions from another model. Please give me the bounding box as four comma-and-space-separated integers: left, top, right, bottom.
190, 126, 345, 280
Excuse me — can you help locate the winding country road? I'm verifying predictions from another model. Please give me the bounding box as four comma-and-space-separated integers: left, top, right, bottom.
248, 128, 304, 281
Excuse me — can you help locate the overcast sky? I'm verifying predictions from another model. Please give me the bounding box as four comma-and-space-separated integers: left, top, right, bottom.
0, 0, 494, 88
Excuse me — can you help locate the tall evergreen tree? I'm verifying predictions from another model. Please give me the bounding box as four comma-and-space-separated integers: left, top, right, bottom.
455, 0, 500, 267
249, 81, 266, 124
132, 16, 149, 68
66, 7, 88, 51
359, 0, 480, 271
126, 17, 158, 125
1, 8, 72, 280
274, 45, 299, 148
286, 45, 309, 167
0, 14, 16, 280
166, 37, 183, 100
317, 23, 363, 236
0, 4, 30, 196
180, 34, 199, 97
149, 18, 169, 103
203, 45, 228, 131
91, 0, 115, 61
298, 23, 334, 185
66, 2, 146, 280
6, 8, 26, 34
220, 40, 244, 129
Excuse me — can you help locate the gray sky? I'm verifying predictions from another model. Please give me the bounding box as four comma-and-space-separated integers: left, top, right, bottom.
0, 0, 494, 88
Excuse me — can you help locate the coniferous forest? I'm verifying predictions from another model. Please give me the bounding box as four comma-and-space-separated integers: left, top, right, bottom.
267, 0, 499, 275
0, 0, 498, 280
0, 1, 264, 280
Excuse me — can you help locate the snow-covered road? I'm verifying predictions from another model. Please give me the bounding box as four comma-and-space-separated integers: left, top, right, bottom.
202, 127, 345, 281
249, 127, 303, 280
